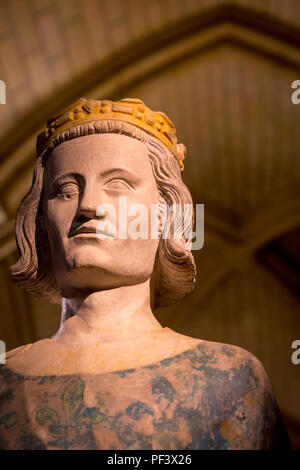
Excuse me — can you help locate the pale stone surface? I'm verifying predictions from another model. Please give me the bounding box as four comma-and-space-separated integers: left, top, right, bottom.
0, 112, 291, 449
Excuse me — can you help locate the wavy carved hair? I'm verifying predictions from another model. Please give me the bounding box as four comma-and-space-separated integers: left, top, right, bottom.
10, 120, 196, 309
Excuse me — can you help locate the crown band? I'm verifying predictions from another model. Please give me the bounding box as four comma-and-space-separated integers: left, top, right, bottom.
36, 98, 185, 171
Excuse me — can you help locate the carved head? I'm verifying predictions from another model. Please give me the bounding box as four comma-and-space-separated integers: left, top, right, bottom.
10, 98, 196, 309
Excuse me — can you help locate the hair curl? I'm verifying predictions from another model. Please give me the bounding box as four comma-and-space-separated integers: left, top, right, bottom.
10, 120, 196, 309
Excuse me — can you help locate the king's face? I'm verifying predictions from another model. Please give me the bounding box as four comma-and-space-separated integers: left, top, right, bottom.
43, 133, 161, 297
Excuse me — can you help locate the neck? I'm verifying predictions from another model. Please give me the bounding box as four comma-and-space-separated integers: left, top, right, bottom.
52, 280, 163, 345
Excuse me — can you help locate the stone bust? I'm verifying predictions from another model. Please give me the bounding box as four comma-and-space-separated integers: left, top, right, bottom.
0, 98, 290, 450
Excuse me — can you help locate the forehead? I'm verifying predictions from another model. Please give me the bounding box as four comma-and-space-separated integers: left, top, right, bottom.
46, 133, 150, 176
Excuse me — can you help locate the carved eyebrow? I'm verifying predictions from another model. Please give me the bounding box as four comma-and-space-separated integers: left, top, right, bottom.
100, 168, 140, 181
50, 169, 140, 189
51, 173, 82, 186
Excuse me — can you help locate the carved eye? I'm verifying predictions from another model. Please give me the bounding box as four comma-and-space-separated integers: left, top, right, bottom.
105, 179, 131, 190
57, 183, 80, 200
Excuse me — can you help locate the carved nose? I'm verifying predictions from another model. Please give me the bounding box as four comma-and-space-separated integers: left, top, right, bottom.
77, 184, 104, 220
78, 206, 97, 220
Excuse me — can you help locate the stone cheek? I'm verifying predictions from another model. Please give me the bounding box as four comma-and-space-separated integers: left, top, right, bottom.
0, 343, 290, 450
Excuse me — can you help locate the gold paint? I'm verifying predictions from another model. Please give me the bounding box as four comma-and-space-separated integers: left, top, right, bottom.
37, 97, 185, 171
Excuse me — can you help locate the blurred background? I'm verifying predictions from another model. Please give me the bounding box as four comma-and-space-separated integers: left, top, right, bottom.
0, 0, 299, 448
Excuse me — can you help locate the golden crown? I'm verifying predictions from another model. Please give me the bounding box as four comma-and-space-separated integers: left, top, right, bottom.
36, 97, 185, 171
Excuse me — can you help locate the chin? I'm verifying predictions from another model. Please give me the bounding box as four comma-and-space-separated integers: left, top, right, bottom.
57, 263, 152, 294
72, 252, 107, 269
56, 244, 155, 290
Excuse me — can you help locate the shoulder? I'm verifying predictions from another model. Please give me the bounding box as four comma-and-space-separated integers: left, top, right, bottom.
173, 334, 265, 379
6, 343, 33, 361
180, 339, 268, 400
4, 343, 33, 372
0, 344, 33, 388
177, 338, 291, 449
4, 341, 52, 377
165, 331, 267, 389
